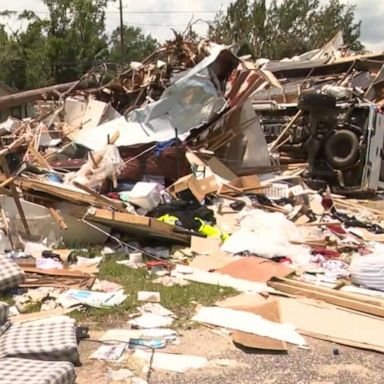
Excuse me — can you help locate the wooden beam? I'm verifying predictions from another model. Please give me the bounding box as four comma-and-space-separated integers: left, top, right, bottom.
80, 207, 190, 244
48, 207, 68, 230
268, 277, 384, 318
0, 174, 116, 208
28, 145, 52, 169
0, 81, 78, 109
73, 181, 126, 212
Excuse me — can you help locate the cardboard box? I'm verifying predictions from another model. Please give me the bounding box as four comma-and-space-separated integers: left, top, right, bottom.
220, 174, 260, 194
185, 152, 237, 181
168, 174, 218, 202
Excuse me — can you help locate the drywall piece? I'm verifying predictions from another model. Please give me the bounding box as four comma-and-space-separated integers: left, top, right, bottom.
278, 297, 384, 353
192, 306, 306, 346
173, 265, 272, 293
133, 350, 208, 373
215, 293, 267, 309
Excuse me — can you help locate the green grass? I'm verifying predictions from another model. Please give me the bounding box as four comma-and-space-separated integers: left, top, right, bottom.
71, 256, 237, 328
0, 251, 238, 329
0, 293, 14, 306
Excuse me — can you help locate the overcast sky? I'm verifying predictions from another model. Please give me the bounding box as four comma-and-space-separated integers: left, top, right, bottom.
0, 0, 383, 51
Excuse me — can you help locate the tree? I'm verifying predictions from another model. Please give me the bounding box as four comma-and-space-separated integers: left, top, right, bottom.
209, 0, 363, 59
0, 0, 158, 90
43, 0, 110, 83
109, 26, 158, 64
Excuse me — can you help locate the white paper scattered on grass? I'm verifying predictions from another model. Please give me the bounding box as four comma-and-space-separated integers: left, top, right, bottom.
173, 265, 272, 293
133, 350, 207, 373
138, 303, 174, 317
137, 291, 161, 302
192, 306, 306, 346
128, 313, 174, 329
58, 289, 127, 308
90, 344, 126, 361
100, 328, 177, 343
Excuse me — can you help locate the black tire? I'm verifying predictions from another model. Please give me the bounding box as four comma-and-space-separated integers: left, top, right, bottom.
324, 130, 359, 168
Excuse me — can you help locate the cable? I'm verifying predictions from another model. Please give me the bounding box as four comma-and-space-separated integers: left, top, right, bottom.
80, 210, 176, 266
19, 10, 219, 15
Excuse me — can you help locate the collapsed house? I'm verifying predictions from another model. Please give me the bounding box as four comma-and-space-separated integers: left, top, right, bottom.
1, 32, 384, 383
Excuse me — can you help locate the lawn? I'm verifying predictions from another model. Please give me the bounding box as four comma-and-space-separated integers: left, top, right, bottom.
0, 251, 237, 328
71, 256, 237, 328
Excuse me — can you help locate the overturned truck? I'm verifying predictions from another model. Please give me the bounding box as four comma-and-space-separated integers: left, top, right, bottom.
252, 32, 384, 194
257, 94, 384, 194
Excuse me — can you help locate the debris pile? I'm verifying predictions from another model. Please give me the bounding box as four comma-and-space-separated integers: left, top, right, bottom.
1, 31, 384, 383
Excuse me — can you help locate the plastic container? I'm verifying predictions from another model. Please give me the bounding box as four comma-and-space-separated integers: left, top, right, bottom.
127, 182, 161, 211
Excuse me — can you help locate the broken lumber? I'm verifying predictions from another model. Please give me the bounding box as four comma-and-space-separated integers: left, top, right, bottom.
73, 181, 126, 212
0, 81, 78, 109
79, 207, 190, 244
268, 277, 384, 317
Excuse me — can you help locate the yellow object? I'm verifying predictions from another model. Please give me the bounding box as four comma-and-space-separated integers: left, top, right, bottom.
157, 214, 179, 226
194, 217, 229, 241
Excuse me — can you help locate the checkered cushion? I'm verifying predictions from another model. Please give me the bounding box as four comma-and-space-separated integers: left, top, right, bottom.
0, 358, 75, 384
0, 302, 10, 337
0, 317, 80, 364
0, 301, 9, 326
0, 255, 24, 292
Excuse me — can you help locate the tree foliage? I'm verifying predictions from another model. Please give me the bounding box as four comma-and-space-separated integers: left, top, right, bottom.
209, 0, 363, 59
0, 0, 158, 90
109, 26, 158, 63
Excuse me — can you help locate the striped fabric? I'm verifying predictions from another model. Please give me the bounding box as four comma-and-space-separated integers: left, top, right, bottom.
350, 254, 384, 291
0, 358, 76, 384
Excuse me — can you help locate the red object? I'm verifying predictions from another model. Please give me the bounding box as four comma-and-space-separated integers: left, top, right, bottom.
146, 261, 168, 268
328, 224, 347, 235
106, 192, 120, 200
312, 246, 340, 258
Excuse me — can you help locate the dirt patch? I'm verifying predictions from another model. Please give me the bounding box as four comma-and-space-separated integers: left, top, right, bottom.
317, 363, 381, 382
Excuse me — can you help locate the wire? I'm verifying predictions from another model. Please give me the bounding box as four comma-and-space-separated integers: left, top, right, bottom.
20, 10, 219, 15
80, 210, 176, 266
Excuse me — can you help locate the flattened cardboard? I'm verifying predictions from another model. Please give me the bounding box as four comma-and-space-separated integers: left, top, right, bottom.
217, 257, 293, 283
226, 294, 384, 353
191, 236, 221, 255
232, 300, 288, 351
189, 252, 237, 271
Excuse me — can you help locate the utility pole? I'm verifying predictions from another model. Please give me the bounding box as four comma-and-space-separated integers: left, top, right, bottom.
119, 0, 125, 59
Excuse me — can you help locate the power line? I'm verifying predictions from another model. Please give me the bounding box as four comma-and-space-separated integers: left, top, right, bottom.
17, 10, 219, 15
123, 20, 212, 27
